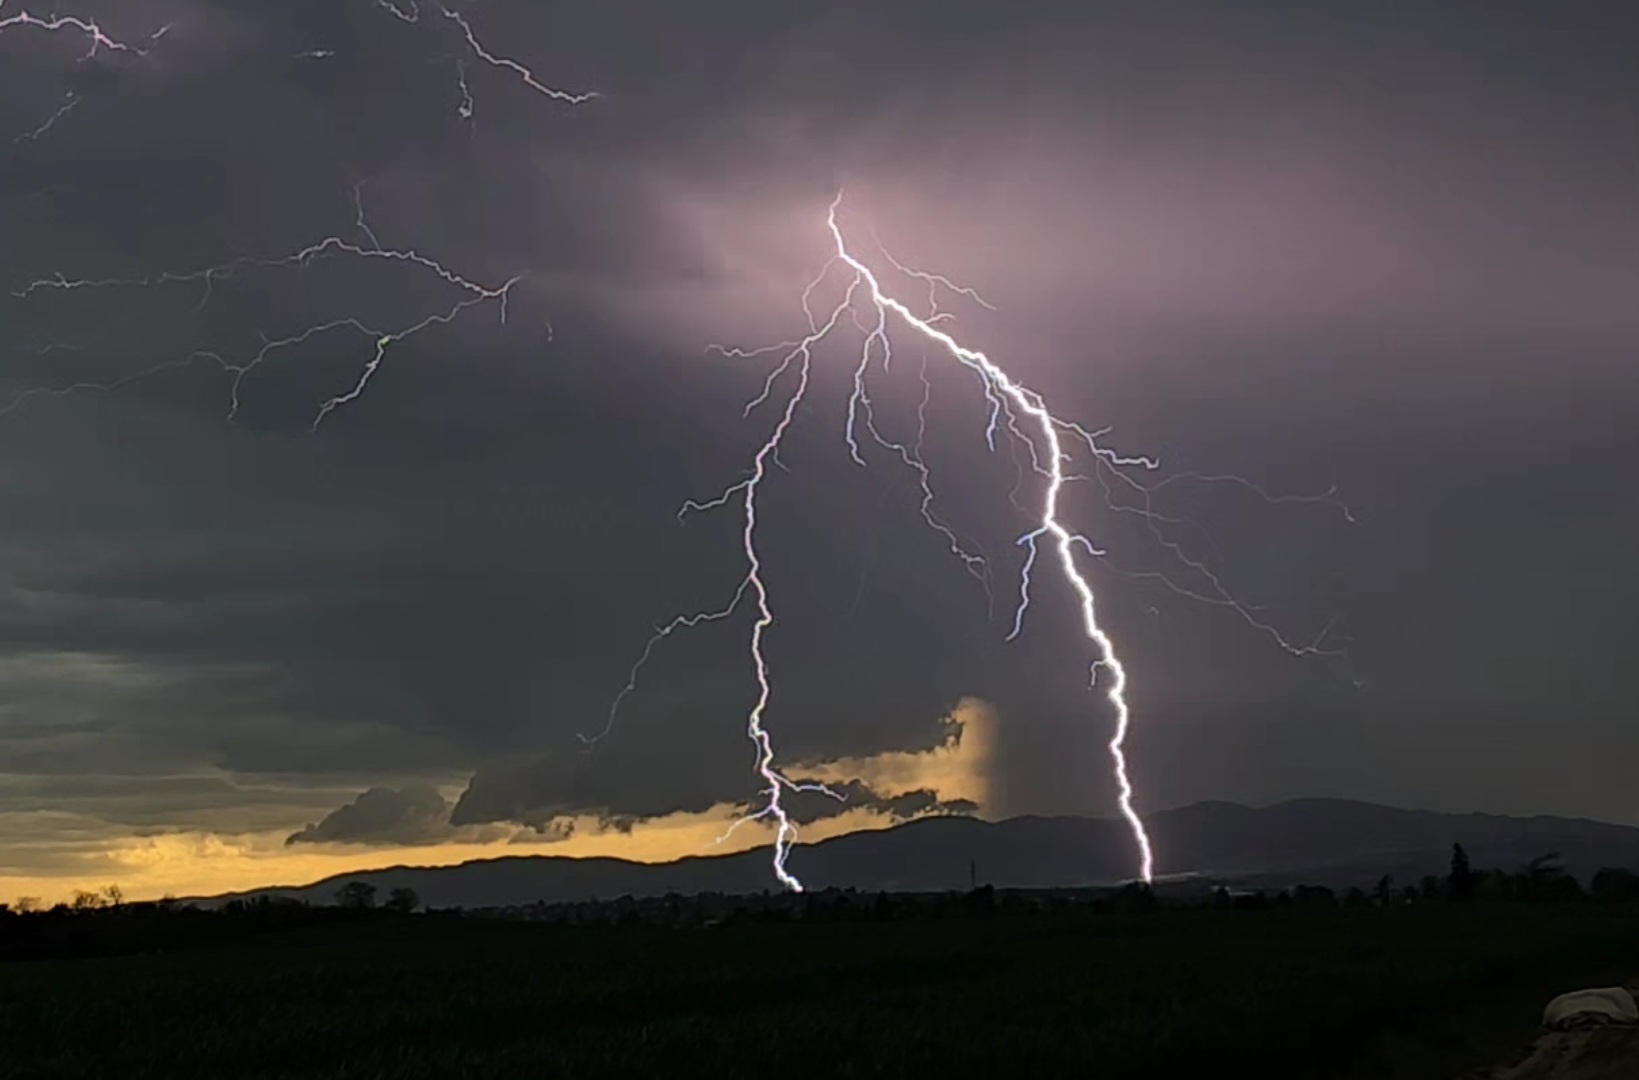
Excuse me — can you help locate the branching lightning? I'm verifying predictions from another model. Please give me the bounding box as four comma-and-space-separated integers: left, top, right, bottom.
372, 0, 598, 110
601, 193, 1353, 890
0, 3, 170, 141
0, 6, 156, 56
7, 5, 1350, 896
5, 3, 593, 428
7, 221, 520, 429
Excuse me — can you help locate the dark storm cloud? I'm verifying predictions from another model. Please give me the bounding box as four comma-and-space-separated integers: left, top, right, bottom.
0, 0, 1635, 884
286, 784, 466, 846
814, 783, 977, 824
450, 747, 976, 831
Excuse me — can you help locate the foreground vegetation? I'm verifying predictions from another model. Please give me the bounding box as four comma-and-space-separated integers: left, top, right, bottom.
0, 895, 1635, 1080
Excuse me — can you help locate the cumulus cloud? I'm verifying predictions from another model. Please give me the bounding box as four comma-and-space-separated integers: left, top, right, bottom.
286, 784, 504, 847
784, 696, 996, 811
450, 696, 997, 837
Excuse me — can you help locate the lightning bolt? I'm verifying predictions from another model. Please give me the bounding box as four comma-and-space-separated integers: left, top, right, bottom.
0, 4, 170, 140
587, 275, 865, 891
604, 193, 1353, 891
8, 6, 1347, 894
0, 6, 150, 56
372, 0, 598, 111
598, 195, 1155, 888
8, 216, 519, 428
12, 92, 79, 143
5, 5, 593, 421
820, 197, 1157, 883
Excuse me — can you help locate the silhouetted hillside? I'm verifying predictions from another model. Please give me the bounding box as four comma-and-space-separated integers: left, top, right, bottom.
192, 799, 1639, 909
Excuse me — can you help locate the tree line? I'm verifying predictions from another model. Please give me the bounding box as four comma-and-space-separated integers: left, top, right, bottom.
1, 844, 1635, 956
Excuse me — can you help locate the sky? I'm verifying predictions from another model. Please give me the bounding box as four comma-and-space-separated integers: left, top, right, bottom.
0, 0, 1633, 904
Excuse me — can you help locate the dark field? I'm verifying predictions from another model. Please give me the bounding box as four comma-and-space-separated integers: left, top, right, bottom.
1, 902, 1636, 1080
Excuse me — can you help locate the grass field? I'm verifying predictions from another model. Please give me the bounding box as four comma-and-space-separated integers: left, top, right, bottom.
1, 902, 1635, 1079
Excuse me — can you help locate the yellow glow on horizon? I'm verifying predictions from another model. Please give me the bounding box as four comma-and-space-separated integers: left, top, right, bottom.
0, 802, 945, 907
2, 699, 999, 907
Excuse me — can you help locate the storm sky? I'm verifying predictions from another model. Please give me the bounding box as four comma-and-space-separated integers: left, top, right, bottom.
0, 0, 1634, 902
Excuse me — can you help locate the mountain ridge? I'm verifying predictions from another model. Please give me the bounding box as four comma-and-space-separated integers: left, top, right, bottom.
189, 799, 1639, 909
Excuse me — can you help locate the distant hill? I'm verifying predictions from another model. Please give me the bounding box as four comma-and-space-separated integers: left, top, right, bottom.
192, 799, 1639, 910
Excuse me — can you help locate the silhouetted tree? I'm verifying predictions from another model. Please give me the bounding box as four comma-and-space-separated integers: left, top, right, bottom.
1590, 867, 1639, 901
1344, 886, 1369, 907
1419, 875, 1442, 901
101, 884, 124, 908
336, 881, 378, 910
1372, 875, 1394, 906
1449, 843, 1476, 902
70, 890, 105, 912
13, 897, 39, 914
1517, 853, 1582, 901
384, 887, 420, 914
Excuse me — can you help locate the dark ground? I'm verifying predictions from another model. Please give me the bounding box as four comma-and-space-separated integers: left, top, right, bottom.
0, 902, 1635, 1079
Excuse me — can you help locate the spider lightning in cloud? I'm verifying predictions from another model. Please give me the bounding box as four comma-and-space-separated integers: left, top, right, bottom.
0, 3, 171, 140
8, 226, 521, 430
6, 0, 597, 424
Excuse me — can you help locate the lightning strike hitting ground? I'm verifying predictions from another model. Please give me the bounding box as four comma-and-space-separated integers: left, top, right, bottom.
604, 193, 1353, 890
599, 195, 1161, 886
8, 10, 1347, 893
822, 197, 1158, 883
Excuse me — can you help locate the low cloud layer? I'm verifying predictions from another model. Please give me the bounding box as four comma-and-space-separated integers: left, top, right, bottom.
287, 697, 998, 851
286, 784, 509, 846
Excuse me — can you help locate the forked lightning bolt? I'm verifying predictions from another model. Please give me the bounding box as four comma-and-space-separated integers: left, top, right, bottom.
599, 195, 1159, 887
9, 7, 1348, 893
603, 193, 1352, 890
824, 196, 1158, 882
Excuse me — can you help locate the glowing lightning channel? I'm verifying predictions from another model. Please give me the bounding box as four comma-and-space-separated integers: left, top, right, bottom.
589, 279, 865, 891
0, 7, 146, 55
7, 200, 519, 428
0, 5, 171, 140
817, 196, 1155, 883
8, 11, 590, 424
373, 0, 598, 109
600, 195, 1169, 888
